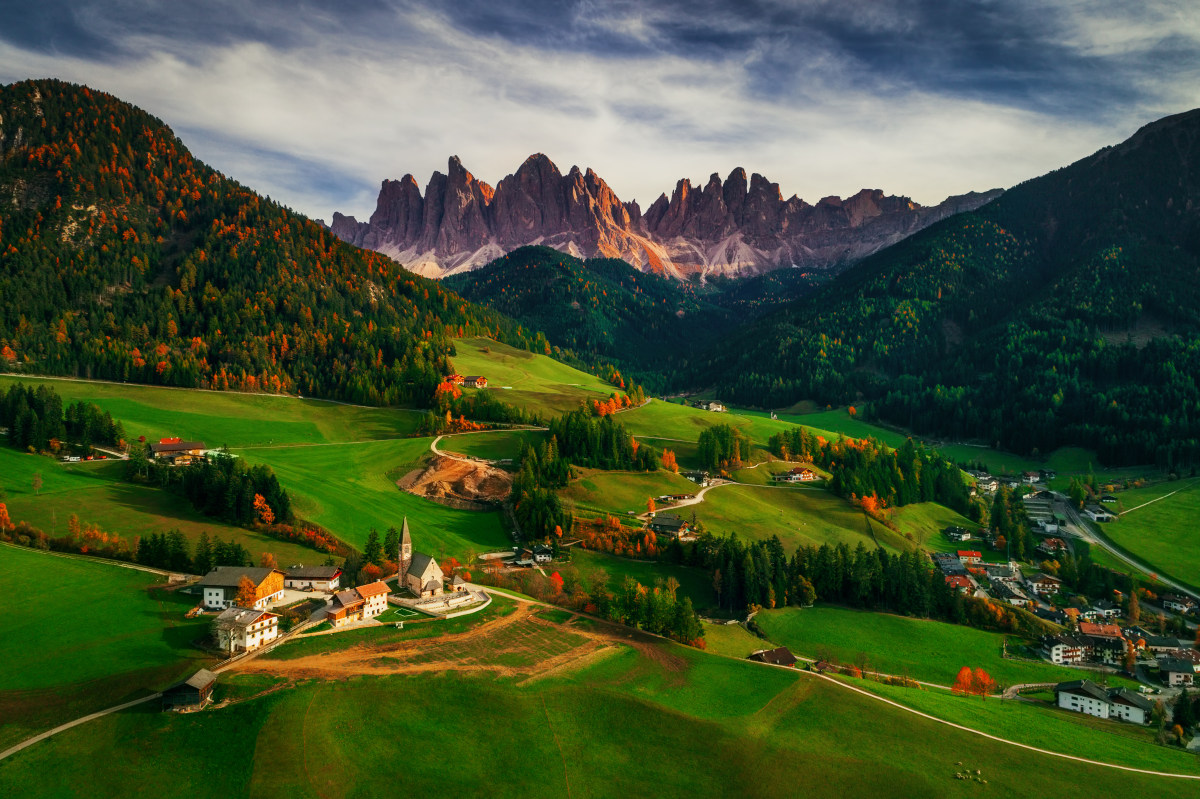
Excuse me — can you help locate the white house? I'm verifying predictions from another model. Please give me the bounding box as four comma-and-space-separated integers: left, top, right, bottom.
214, 607, 279, 653
1055, 680, 1111, 719
1161, 594, 1198, 615
284, 565, 342, 592
1108, 689, 1152, 725
1026, 573, 1063, 596
1083, 505, 1115, 522
1158, 657, 1196, 687
1042, 634, 1087, 665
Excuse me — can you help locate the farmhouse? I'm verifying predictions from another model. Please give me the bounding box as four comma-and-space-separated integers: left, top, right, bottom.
325, 580, 390, 627
444, 374, 465, 385
1055, 680, 1151, 724
1161, 594, 1198, 615
1026, 573, 1063, 596
463, 375, 488, 388
284, 565, 342, 592
1107, 689, 1153, 725
945, 575, 975, 594
1158, 656, 1196, 687
149, 437, 206, 465
983, 562, 1018, 583
1055, 680, 1111, 719
1083, 505, 1115, 522
214, 607, 279, 653
748, 647, 798, 667
197, 566, 286, 610
1037, 537, 1068, 555
772, 467, 818, 483
648, 513, 690, 538
162, 669, 217, 711
1042, 634, 1087, 664
990, 580, 1031, 608
682, 470, 710, 486
704, 401, 726, 413
1078, 621, 1124, 641
943, 526, 972, 543
956, 550, 982, 565
533, 544, 553, 564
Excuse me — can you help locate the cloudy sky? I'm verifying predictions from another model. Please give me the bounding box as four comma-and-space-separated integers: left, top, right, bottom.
2, 0, 1198, 220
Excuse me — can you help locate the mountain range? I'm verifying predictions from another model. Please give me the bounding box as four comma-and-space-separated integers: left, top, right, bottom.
330, 154, 1000, 279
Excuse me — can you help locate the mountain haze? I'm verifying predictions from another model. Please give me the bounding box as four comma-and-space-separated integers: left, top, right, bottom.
331, 153, 1001, 280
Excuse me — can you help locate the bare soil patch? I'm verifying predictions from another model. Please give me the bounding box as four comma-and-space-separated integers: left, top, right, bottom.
234, 603, 623, 683
396, 455, 512, 503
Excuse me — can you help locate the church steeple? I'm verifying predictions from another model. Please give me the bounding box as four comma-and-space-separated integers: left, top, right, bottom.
399, 517, 412, 576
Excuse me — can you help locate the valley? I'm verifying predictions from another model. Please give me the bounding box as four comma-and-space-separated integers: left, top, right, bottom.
3, 75, 1200, 798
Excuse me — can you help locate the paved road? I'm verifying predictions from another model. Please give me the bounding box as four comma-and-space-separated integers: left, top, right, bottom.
0, 693, 162, 763
1060, 503, 1199, 601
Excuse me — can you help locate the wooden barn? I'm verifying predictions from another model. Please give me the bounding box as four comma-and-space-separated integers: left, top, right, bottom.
162, 669, 217, 711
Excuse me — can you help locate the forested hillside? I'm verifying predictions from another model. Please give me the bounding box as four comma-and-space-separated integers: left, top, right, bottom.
444, 246, 728, 384
696, 109, 1200, 469
0, 80, 530, 405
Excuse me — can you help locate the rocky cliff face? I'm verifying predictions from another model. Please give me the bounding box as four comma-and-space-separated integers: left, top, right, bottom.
331, 154, 1002, 279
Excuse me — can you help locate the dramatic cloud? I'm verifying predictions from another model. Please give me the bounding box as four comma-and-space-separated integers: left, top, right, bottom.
1, 0, 1197, 219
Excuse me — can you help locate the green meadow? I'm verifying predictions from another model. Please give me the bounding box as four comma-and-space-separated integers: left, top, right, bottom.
693, 483, 914, 553
1100, 477, 1200, 591
858, 679, 1199, 776
449, 337, 615, 417
891, 502, 983, 553
235, 437, 509, 557
1, 623, 1195, 797
562, 468, 702, 517
437, 429, 548, 461
0, 545, 213, 750
753, 606, 1133, 690
0, 375, 422, 447
0, 448, 322, 567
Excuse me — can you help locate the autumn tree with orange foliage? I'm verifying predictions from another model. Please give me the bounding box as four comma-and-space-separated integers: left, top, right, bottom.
260, 551, 278, 569
661, 449, 678, 473
253, 493, 275, 525
235, 576, 258, 607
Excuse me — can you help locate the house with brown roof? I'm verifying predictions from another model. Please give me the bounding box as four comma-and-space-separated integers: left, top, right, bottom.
463, 375, 488, 388
197, 566, 286, 610
1026, 573, 1063, 596
284, 565, 342, 592
162, 669, 217, 711
148, 437, 207, 465
325, 580, 391, 627
748, 647, 798, 667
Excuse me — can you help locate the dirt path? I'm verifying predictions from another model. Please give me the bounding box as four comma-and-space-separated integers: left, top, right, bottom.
397, 454, 511, 503
0, 693, 162, 763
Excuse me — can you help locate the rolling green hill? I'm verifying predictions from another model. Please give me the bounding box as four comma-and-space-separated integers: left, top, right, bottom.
696, 109, 1200, 469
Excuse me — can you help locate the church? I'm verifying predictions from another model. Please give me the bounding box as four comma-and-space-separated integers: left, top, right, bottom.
398, 518, 445, 598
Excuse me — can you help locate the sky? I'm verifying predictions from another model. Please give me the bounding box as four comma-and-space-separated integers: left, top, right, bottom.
2, 0, 1198, 221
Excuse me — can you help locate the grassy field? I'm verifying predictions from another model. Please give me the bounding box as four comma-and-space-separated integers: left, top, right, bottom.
562, 548, 716, 610
693, 483, 914, 553
753, 606, 1135, 689
891, 502, 983, 554
236, 437, 510, 557
2, 613, 1195, 796
0, 375, 422, 447
0, 448, 322, 567
562, 468, 702, 517
437, 429, 548, 461
1100, 477, 1200, 591
701, 620, 771, 658
858, 679, 1200, 776
621, 400, 797, 452
730, 460, 827, 486
0, 545, 213, 750
448, 337, 615, 418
